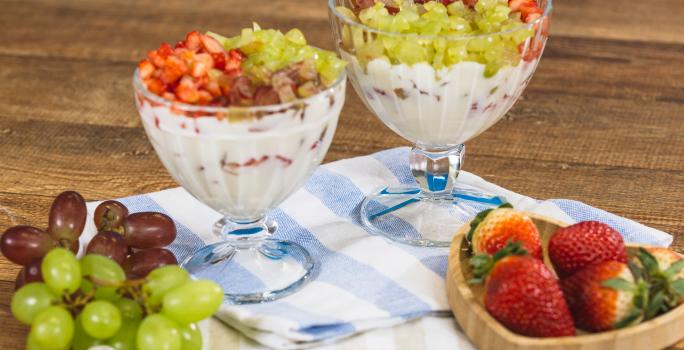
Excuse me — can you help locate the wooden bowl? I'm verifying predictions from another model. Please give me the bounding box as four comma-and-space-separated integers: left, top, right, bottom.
446, 212, 684, 350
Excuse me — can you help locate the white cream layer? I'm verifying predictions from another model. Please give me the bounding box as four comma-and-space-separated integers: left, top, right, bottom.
136, 82, 345, 220
344, 52, 539, 146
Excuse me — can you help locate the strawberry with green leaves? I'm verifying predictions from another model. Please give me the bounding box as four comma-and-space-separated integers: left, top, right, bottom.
561, 261, 651, 332
548, 221, 628, 278
467, 204, 542, 259
470, 243, 575, 337
632, 247, 684, 309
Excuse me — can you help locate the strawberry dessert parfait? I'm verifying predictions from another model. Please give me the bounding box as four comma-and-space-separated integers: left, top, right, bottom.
133, 26, 347, 303
328, 0, 551, 246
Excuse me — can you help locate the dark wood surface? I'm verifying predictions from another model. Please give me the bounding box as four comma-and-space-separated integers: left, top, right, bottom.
1, 0, 683, 348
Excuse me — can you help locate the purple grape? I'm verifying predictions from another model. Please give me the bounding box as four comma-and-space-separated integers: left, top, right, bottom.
123, 248, 177, 278
48, 191, 87, 246
1, 226, 56, 265
124, 212, 176, 249
15, 258, 44, 290
94, 200, 129, 232
86, 231, 128, 265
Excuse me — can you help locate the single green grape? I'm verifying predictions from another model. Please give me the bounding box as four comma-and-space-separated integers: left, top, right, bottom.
137, 314, 182, 350
42, 248, 81, 294
144, 265, 189, 306
116, 298, 143, 320
179, 323, 202, 350
108, 318, 141, 350
72, 314, 104, 350
81, 300, 122, 339
162, 280, 223, 324
11, 283, 58, 325
26, 332, 68, 350
81, 254, 126, 284
29, 306, 74, 350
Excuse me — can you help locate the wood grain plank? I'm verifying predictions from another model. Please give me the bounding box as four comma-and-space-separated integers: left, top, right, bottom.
1, 0, 683, 349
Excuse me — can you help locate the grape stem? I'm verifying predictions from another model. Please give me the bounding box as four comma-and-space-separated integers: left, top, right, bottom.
59, 276, 157, 317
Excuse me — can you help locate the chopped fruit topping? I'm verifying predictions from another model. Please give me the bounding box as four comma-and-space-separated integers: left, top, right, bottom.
337, 0, 547, 74
137, 27, 347, 107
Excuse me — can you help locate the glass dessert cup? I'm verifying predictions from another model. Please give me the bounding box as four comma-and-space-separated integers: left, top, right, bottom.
328, 0, 552, 247
133, 70, 346, 303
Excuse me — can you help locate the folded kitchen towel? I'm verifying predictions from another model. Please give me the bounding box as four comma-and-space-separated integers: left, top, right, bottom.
81, 147, 673, 349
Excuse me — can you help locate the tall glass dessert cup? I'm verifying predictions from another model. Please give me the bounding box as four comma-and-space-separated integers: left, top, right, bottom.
134, 70, 346, 303
328, 0, 552, 246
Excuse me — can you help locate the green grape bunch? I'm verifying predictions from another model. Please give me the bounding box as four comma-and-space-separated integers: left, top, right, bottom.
12, 248, 224, 350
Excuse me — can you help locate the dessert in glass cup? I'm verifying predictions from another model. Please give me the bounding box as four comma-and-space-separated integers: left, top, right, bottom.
133, 27, 347, 303
328, 0, 552, 246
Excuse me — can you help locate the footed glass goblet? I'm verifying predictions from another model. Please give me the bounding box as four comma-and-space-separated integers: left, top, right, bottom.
328, 0, 552, 246
134, 70, 346, 303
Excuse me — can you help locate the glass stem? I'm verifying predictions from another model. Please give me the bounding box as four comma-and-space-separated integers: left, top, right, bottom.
409, 144, 464, 196
213, 215, 277, 247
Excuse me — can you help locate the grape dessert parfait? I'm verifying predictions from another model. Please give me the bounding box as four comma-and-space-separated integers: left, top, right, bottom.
329, 0, 551, 246
133, 26, 347, 303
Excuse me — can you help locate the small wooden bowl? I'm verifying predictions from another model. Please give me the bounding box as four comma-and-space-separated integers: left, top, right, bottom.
446, 213, 684, 350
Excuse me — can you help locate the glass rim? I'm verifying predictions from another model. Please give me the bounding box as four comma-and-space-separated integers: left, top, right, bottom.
132, 68, 347, 114
327, 0, 553, 40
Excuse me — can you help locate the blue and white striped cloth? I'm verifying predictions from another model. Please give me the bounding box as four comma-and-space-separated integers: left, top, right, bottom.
82, 147, 672, 349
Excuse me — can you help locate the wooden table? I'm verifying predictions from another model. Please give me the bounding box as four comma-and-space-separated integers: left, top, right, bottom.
1, 0, 682, 348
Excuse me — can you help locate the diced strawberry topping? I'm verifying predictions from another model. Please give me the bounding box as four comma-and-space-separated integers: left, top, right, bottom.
191, 53, 214, 78
144, 78, 166, 95
199, 34, 224, 54
137, 30, 332, 108
185, 31, 202, 52
175, 76, 200, 103
211, 52, 227, 70
158, 43, 174, 58
138, 60, 156, 79
147, 50, 165, 68
161, 55, 188, 84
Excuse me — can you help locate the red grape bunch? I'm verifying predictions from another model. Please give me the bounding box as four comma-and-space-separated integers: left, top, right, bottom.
1, 191, 224, 350
89, 199, 178, 279
2, 191, 87, 289
1, 191, 180, 290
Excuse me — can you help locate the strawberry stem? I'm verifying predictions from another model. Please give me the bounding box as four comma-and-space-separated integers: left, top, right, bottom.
468, 241, 527, 284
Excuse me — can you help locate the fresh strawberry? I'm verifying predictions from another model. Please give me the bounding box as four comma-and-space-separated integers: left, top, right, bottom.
632, 247, 684, 308
561, 261, 649, 332
470, 243, 575, 337
548, 221, 628, 278
467, 204, 542, 259
643, 247, 684, 279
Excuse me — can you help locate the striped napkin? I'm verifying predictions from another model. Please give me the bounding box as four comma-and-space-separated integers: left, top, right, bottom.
81, 147, 672, 349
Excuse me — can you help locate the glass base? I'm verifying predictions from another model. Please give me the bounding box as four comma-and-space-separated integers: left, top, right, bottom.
361, 186, 506, 247
181, 239, 315, 304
